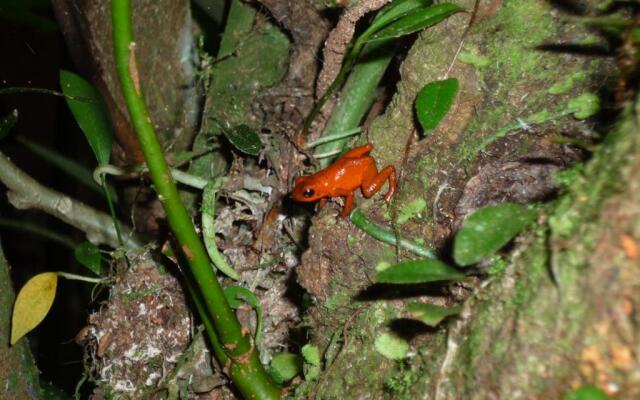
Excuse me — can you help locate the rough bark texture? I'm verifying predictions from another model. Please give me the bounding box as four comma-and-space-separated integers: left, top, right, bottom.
53, 0, 200, 163
0, 240, 41, 400
293, 0, 638, 398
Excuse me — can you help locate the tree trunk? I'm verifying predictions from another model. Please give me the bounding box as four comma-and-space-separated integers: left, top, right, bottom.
293, 1, 639, 398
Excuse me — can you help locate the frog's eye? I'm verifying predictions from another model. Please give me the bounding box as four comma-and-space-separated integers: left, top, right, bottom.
303, 188, 314, 198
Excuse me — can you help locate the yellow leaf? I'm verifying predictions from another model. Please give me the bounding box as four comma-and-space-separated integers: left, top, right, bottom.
11, 272, 58, 345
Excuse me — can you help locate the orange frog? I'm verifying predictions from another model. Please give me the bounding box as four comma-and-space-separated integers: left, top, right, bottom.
292, 144, 397, 218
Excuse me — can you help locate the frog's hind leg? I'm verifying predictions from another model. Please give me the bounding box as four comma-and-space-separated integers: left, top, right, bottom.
361, 163, 397, 202
342, 144, 373, 159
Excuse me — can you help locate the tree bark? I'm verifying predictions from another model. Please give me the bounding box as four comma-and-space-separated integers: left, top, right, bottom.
0, 239, 41, 400
294, 1, 638, 398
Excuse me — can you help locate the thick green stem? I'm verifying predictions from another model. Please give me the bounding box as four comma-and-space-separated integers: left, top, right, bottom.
111, 1, 280, 398
317, 39, 396, 168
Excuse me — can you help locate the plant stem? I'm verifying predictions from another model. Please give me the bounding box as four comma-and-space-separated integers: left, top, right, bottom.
350, 209, 436, 259
202, 181, 240, 280
111, 1, 280, 398
56, 271, 105, 284
317, 39, 396, 168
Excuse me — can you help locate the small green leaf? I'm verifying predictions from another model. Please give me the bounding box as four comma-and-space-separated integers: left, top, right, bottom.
11, 272, 58, 345
454, 203, 537, 266
59, 70, 113, 166
406, 303, 461, 327
363, 0, 433, 39
0, 109, 18, 141
563, 385, 612, 400
375, 259, 465, 284
268, 352, 302, 385
365, 3, 463, 43
568, 92, 600, 120
416, 78, 459, 132
374, 332, 409, 360
223, 124, 262, 156
74, 241, 102, 275
223, 285, 264, 344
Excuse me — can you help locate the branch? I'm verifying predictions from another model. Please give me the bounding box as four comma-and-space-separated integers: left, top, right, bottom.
0, 150, 141, 249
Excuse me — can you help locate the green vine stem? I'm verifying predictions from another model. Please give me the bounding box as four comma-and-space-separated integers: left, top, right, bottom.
111, 1, 280, 398
202, 180, 240, 280
350, 209, 436, 259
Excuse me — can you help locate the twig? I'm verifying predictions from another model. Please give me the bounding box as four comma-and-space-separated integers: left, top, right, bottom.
0, 150, 141, 249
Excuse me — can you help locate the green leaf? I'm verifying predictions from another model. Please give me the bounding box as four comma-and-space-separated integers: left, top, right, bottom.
59, 70, 113, 166
268, 352, 302, 385
11, 272, 58, 345
223, 124, 262, 156
363, 0, 433, 39
375, 259, 465, 284
74, 241, 102, 275
374, 332, 408, 360
364, 3, 463, 43
0, 109, 18, 141
415, 78, 459, 132
563, 385, 612, 400
453, 203, 537, 266
223, 285, 264, 344
405, 303, 461, 327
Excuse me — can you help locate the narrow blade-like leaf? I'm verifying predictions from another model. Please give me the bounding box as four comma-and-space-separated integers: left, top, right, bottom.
365, 3, 463, 43
11, 272, 58, 345
406, 302, 461, 327
363, 0, 433, 40
416, 78, 458, 132
375, 259, 465, 284
59, 70, 113, 166
454, 203, 537, 266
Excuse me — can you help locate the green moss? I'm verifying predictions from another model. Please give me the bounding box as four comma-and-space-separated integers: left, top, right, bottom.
568, 92, 601, 120
374, 332, 409, 360
396, 198, 427, 224
458, 47, 490, 69
548, 72, 587, 95
526, 109, 552, 124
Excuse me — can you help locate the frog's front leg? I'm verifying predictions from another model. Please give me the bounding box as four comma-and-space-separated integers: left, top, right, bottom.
317, 198, 328, 210
361, 164, 397, 202
340, 194, 354, 218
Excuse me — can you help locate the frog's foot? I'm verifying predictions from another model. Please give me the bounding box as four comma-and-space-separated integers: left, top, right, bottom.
362, 165, 397, 202
339, 194, 354, 218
